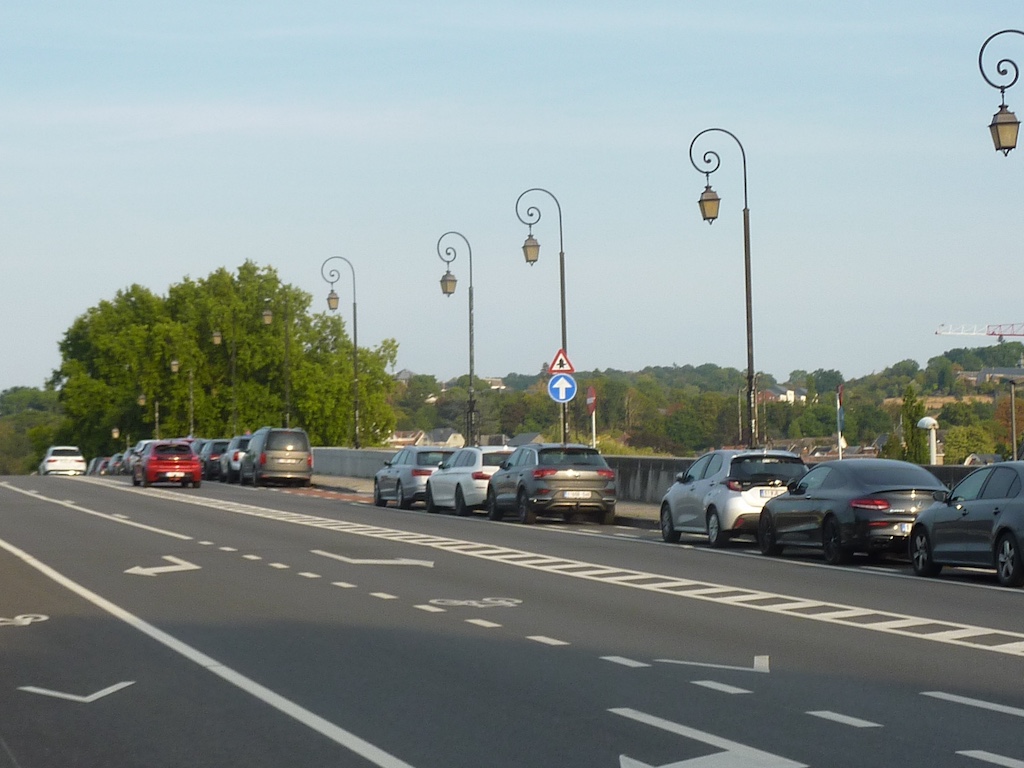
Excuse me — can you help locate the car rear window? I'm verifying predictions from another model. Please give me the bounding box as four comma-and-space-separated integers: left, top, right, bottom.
52, 448, 81, 457
155, 444, 192, 457
483, 452, 513, 467
849, 464, 945, 488
266, 431, 310, 451
731, 456, 806, 485
210, 440, 230, 452
236, 438, 251, 450
537, 448, 608, 467
417, 451, 453, 466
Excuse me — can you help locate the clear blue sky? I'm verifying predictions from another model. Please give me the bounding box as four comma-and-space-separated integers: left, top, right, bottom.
2, 2, 1022, 394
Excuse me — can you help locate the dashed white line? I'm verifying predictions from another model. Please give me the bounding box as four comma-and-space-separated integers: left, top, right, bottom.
528, 636, 570, 646
692, 680, 751, 694
219, 546, 238, 552
957, 750, 1024, 767
199, 541, 215, 546
331, 581, 356, 589
466, 619, 501, 628
601, 656, 651, 668
923, 691, 1024, 718
243, 554, 262, 561
370, 592, 398, 600
415, 605, 446, 613
269, 563, 290, 570
298, 572, 321, 579
807, 710, 881, 728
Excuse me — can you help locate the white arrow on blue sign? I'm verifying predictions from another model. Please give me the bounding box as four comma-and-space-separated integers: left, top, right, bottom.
548, 373, 577, 404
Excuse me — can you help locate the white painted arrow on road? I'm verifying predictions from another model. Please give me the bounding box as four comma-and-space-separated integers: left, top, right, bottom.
312, 549, 434, 567
124, 556, 201, 577
18, 681, 135, 703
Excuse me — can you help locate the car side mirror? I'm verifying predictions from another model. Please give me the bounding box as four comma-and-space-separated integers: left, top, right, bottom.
384, 460, 392, 467
500, 460, 510, 469
788, 481, 805, 494
675, 472, 686, 483
933, 489, 950, 503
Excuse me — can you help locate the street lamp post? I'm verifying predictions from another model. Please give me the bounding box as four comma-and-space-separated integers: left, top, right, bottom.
320, 257, 360, 449
211, 325, 239, 435
170, 358, 194, 436
690, 128, 756, 448
436, 231, 477, 446
515, 188, 569, 444
979, 30, 1024, 155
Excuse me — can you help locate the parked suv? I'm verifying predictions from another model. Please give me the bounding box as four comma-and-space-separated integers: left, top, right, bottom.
659, 449, 807, 547
219, 435, 251, 483
240, 427, 313, 487
486, 443, 617, 525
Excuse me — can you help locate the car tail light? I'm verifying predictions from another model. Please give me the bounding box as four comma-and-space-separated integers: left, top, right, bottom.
307, 454, 313, 469
597, 469, 615, 479
533, 468, 558, 479
726, 479, 743, 492
259, 452, 267, 466
851, 498, 890, 511
233, 451, 241, 461
412, 468, 432, 477
471, 471, 489, 481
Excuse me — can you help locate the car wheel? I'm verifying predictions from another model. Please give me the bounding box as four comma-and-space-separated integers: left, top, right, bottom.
758, 511, 782, 556
454, 486, 471, 517
396, 481, 412, 510
425, 484, 438, 513
822, 516, 852, 565
486, 488, 503, 521
373, 480, 386, 507
996, 532, 1024, 588
132, 473, 139, 487
142, 475, 151, 488
228, 468, 238, 484
660, 503, 681, 543
707, 509, 726, 548
909, 526, 942, 577
253, 471, 264, 488
516, 489, 537, 524
600, 507, 616, 526
193, 479, 201, 489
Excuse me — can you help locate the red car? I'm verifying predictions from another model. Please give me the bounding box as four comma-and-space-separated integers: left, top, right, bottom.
133, 441, 202, 488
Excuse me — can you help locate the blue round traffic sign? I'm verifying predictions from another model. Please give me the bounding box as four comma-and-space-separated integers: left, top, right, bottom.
547, 373, 577, 404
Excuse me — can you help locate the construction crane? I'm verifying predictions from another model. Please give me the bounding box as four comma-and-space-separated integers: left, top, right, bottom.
936, 323, 1024, 340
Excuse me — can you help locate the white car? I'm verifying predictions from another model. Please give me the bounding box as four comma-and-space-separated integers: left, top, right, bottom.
39, 445, 87, 476
425, 446, 514, 516
660, 449, 806, 547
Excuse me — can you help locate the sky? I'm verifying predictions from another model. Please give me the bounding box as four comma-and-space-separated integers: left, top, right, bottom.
2, 1, 1022, 395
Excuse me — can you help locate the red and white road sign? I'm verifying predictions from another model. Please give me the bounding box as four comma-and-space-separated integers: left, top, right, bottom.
586, 386, 597, 415
549, 348, 575, 374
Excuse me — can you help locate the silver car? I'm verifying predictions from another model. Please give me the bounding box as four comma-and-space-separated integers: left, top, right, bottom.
218, 435, 251, 484
425, 446, 514, 516
660, 449, 806, 547
373, 446, 456, 509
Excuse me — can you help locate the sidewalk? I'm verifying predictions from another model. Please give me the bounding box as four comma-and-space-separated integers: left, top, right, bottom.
311, 474, 660, 529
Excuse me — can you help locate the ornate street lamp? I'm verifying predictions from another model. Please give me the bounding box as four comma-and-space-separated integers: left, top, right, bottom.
436, 231, 477, 446
515, 188, 569, 444
690, 128, 756, 448
320, 257, 360, 449
979, 30, 1024, 155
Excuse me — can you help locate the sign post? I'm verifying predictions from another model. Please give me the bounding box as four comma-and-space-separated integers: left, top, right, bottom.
586, 386, 597, 448
547, 349, 576, 443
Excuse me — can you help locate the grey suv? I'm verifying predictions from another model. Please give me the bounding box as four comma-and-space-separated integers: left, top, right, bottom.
486, 443, 617, 525
240, 427, 313, 487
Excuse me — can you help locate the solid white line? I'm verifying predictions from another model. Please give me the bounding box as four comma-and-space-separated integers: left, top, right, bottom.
692, 680, 751, 695
807, 710, 882, 728
957, 750, 1024, 767
528, 635, 569, 646
0, 536, 419, 768
601, 656, 651, 668
922, 691, 1024, 718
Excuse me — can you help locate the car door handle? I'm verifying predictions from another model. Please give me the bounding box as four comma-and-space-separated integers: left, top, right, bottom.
994, 507, 1002, 516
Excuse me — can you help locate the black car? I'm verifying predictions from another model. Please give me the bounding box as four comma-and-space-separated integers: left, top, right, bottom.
910, 461, 1024, 588
758, 458, 946, 565
198, 438, 230, 480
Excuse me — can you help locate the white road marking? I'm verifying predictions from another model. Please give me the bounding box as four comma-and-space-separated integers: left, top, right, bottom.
657, 656, 770, 674
612, 707, 806, 767
298, 572, 321, 579
370, 592, 398, 600
18, 681, 135, 703
199, 541, 215, 545
243, 554, 262, 561
807, 710, 882, 728
466, 619, 501, 628
331, 581, 356, 589
692, 681, 751, 695
415, 605, 446, 613
269, 563, 290, 569
0, 535, 420, 768
922, 691, 1024, 718
311, 550, 433, 568
218, 546, 238, 552
601, 656, 651, 668
124, 556, 201, 577
528, 635, 569, 646
957, 751, 1024, 767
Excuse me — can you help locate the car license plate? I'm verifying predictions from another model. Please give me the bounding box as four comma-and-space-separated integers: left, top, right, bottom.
760, 488, 784, 498
898, 523, 911, 534
167, 471, 184, 478
563, 490, 591, 499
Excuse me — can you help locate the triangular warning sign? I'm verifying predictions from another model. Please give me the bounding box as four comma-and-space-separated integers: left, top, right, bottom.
549, 348, 575, 374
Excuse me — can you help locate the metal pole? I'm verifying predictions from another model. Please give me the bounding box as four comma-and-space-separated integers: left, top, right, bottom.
437, 231, 476, 447
188, 369, 194, 436
284, 294, 291, 429
1012, 380, 1018, 461
321, 257, 359, 448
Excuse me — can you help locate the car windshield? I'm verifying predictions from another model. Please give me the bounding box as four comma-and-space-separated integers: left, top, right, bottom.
483, 452, 513, 467
155, 444, 192, 457
416, 451, 453, 466
267, 431, 309, 451
537, 448, 607, 467
732, 456, 805, 484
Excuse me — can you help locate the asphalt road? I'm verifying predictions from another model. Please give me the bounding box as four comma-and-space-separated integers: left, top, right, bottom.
1, 474, 1022, 768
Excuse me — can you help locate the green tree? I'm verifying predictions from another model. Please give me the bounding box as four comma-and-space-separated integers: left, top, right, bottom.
901, 386, 928, 464
942, 425, 997, 465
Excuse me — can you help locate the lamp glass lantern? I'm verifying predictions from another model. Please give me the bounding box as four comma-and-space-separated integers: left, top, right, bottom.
439, 270, 457, 296
212, 329, 222, 345
522, 234, 540, 265
170, 359, 180, 374
698, 185, 721, 223
990, 103, 1020, 155
262, 307, 273, 325
326, 289, 339, 311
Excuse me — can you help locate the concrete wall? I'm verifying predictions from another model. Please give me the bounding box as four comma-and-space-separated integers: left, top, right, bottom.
311, 448, 976, 504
